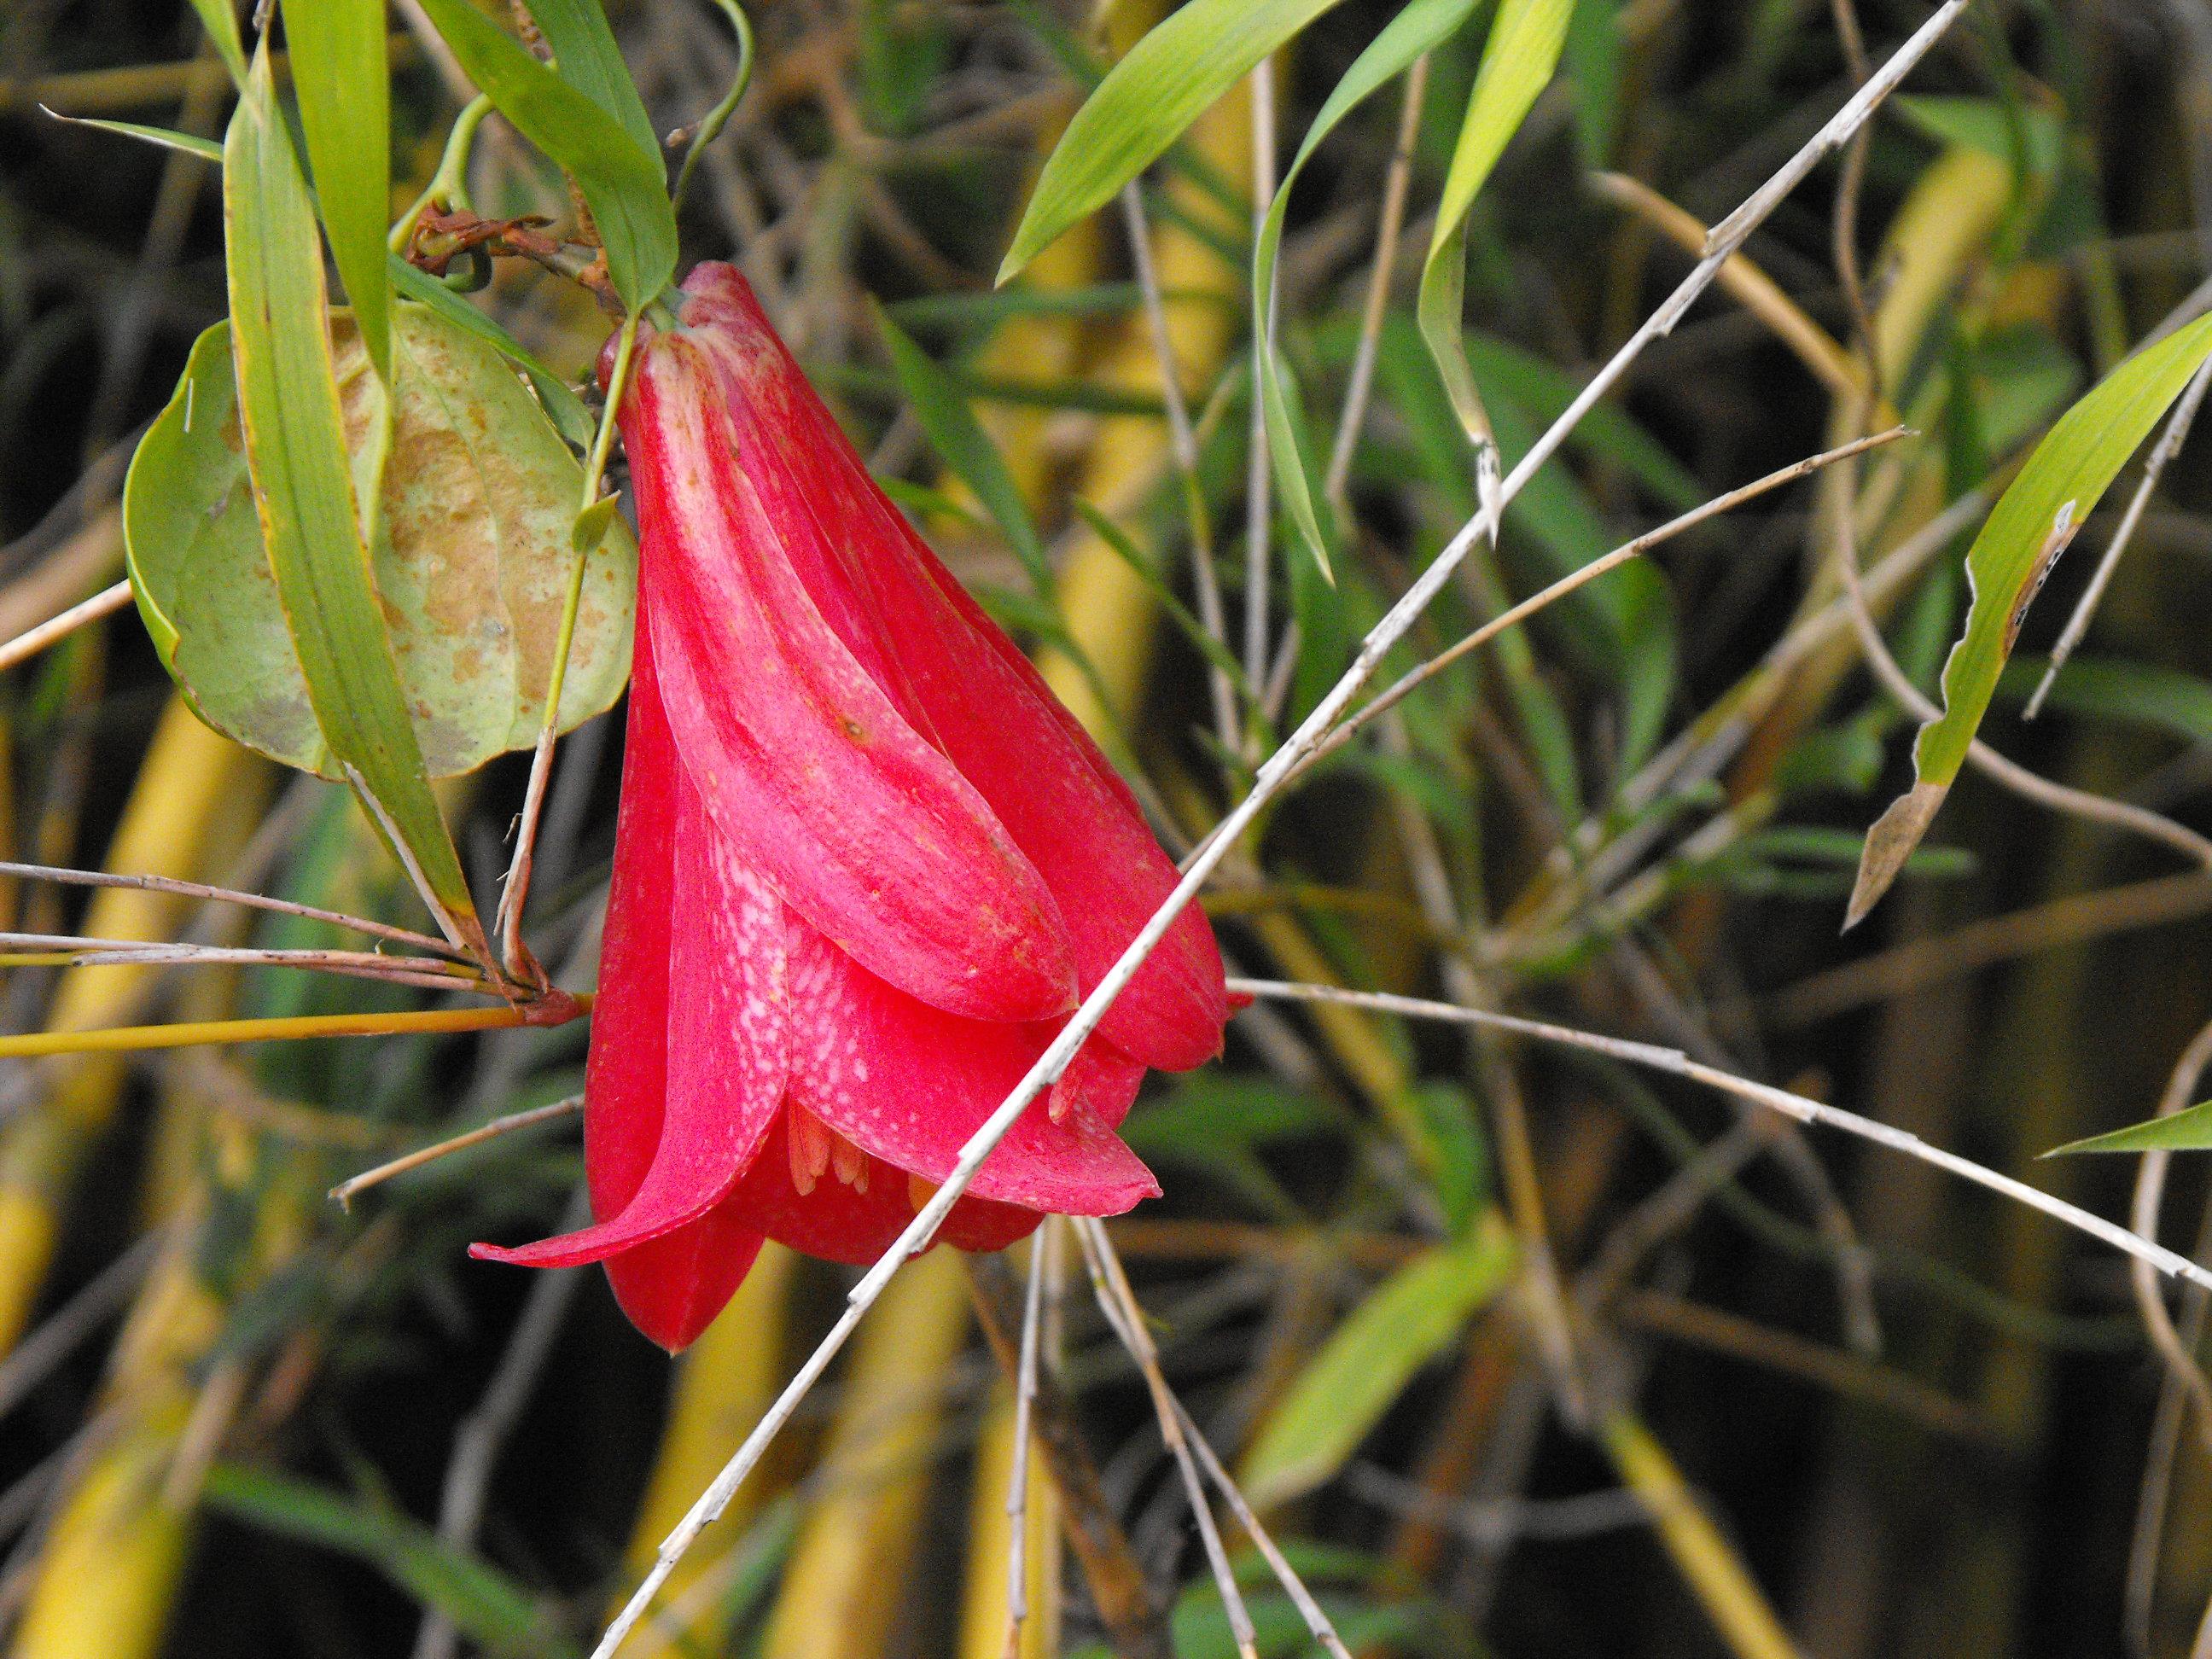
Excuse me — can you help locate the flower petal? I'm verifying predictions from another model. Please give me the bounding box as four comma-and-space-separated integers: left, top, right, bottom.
602, 1204, 765, 1353
721, 1114, 1045, 1264
677, 266, 1227, 1070
470, 634, 787, 1282
783, 928, 1159, 1215
623, 329, 1077, 1024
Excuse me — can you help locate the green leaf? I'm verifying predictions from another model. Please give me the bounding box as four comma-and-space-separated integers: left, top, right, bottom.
998, 0, 1356, 283
184, 0, 247, 86
2049, 1099, 2212, 1156
1562, 0, 1624, 168
223, 47, 478, 930
1406, 1080, 1487, 1233
1417, 0, 1571, 451
282, 0, 392, 381
1847, 311, 2212, 927
412, 0, 676, 312
1072, 500, 1250, 691
1254, 0, 1485, 573
526, 0, 661, 162
1999, 654, 2212, 745
201, 1465, 565, 1653
572, 492, 623, 555
387, 259, 595, 448
1895, 94, 2064, 182
47, 114, 223, 163
871, 300, 1051, 597
884, 282, 1152, 331
126, 307, 633, 783
1239, 1214, 1516, 1506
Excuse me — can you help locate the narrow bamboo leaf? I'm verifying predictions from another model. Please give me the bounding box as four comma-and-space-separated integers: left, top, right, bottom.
885, 282, 1151, 329
1895, 94, 2064, 180
126, 308, 633, 779
998, 0, 1355, 283
388, 259, 595, 447
1563, 0, 1624, 167
1848, 311, 2212, 925
201, 1465, 565, 1652
872, 300, 1051, 597
1999, 655, 2212, 745
1254, 0, 1486, 573
412, 0, 675, 312
1239, 1216, 1516, 1507
2049, 1100, 2212, 1156
62, 111, 592, 447
282, 0, 392, 381
185, 0, 247, 86
223, 50, 477, 926
1073, 499, 1249, 690
48, 114, 223, 162
527, 0, 661, 162
1416, 0, 1571, 447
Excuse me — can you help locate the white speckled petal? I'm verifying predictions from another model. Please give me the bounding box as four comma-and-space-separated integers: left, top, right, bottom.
782, 928, 1158, 1215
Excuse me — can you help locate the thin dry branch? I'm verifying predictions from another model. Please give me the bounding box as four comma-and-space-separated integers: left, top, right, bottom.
0, 579, 132, 676
1074, 1218, 1353, 1659
0, 859, 467, 960
329, 1096, 583, 1210
1229, 977, 2212, 1296
1291, 428, 1909, 786
1072, 1218, 1262, 1659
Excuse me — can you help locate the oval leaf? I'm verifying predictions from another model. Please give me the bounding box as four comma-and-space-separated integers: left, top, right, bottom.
127, 306, 634, 781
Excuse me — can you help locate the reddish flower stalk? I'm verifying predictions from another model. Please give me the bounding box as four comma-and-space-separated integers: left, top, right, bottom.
473, 265, 1229, 1350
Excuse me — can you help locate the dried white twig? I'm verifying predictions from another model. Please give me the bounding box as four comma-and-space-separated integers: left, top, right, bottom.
1078, 1216, 1354, 1659
329, 1096, 583, 1210
1290, 428, 1910, 786
1245, 55, 1280, 715
1002, 1220, 1050, 1659
1324, 54, 1430, 510
0, 859, 466, 959
0, 934, 482, 994
1073, 1217, 1261, 1659
1231, 976, 2212, 1296
590, 15, 1970, 1650
0, 578, 132, 676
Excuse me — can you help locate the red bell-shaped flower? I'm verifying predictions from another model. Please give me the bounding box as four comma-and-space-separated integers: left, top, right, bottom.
472, 266, 1229, 1350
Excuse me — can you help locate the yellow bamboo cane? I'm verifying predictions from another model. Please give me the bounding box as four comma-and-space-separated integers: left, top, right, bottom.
1600, 1410, 1803, 1659
760, 1248, 975, 1659
958, 1380, 1062, 1659
1034, 11, 1251, 731
0, 698, 264, 1354
9, 987, 305, 1659
616, 1243, 799, 1656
